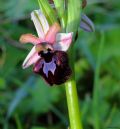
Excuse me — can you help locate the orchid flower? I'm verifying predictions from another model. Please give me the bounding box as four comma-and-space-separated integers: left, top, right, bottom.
19, 10, 73, 86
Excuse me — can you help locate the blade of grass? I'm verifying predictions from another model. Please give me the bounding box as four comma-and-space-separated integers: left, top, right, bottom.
15, 114, 23, 129
92, 32, 105, 129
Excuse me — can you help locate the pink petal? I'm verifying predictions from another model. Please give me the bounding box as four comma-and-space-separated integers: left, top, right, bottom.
31, 10, 49, 39
45, 22, 61, 44
19, 34, 42, 45
53, 32, 73, 51
22, 46, 41, 69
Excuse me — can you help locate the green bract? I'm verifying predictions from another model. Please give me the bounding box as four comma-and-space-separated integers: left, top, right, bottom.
66, 0, 82, 34
38, 0, 57, 25
53, 0, 67, 30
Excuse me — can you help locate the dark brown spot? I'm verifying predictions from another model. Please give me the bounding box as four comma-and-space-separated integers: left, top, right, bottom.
82, 0, 87, 8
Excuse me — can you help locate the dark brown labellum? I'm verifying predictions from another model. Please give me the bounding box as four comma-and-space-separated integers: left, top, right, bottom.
33, 50, 72, 86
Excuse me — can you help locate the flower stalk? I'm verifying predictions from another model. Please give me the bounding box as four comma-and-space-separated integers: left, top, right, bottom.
65, 78, 83, 129
65, 42, 83, 129
65, 0, 83, 128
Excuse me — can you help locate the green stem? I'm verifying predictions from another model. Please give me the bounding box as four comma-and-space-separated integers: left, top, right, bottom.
65, 78, 83, 129
65, 45, 83, 129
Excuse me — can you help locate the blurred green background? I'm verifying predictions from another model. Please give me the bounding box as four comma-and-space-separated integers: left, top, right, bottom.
0, 0, 120, 129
